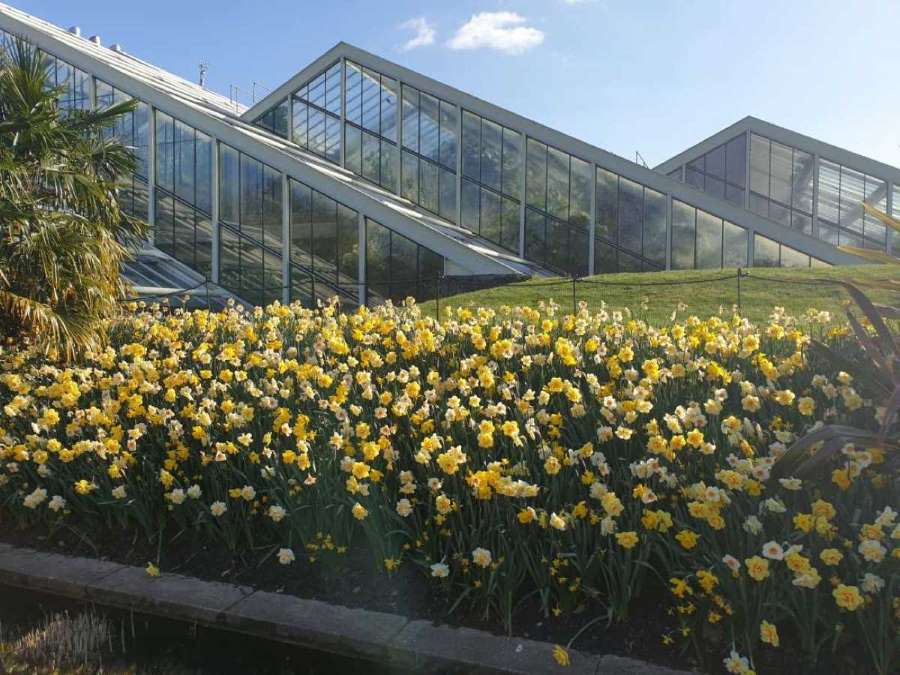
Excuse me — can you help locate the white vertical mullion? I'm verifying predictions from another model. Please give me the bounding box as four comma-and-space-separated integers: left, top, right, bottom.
665, 193, 673, 270
588, 164, 596, 276
339, 57, 346, 169
743, 130, 751, 211
455, 105, 463, 227
281, 173, 290, 304
147, 106, 156, 246
210, 140, 220, 283
519, 135, 527, 258
357, 211, 366, 306
812, 153, 820, 240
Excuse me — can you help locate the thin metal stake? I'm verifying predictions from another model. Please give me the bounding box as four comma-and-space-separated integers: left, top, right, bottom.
736, 268, 742, 314
571, 276, 577, 316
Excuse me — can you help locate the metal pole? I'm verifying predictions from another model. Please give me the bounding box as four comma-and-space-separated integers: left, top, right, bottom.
736, 268, 742, 314
435, 275, 441, 321
571, 275, 576, 316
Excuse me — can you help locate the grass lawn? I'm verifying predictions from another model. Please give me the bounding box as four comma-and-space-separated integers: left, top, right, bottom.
419, 264, 900, 324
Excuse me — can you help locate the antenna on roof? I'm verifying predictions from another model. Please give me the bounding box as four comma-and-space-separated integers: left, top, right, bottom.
229, 84, 240, 112
199, 61, 209, 88
251, 81, 271, 104
635, 151, 648, 168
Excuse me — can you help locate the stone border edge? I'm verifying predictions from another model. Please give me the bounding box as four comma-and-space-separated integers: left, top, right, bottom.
0, 543, 691, 675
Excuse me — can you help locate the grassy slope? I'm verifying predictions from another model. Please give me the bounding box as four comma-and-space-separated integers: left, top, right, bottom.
419, 264, 900, 324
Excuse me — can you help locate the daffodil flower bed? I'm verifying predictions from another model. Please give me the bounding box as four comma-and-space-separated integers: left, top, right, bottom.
0, 299, 896, 674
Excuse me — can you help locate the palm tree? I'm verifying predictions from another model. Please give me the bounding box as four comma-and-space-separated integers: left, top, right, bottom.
0, 37, 146, 360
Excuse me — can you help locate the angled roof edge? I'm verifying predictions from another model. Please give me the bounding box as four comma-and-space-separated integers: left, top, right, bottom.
241, 44, 866, 268
242, 42, 673, 184
0, 10, 528, 279
0, 2, 244, 117
654, 115, 900, 182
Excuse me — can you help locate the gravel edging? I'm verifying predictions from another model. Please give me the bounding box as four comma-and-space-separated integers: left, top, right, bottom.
0, 543, 692, 674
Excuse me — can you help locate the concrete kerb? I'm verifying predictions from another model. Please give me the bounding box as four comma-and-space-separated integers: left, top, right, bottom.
0, 543, 692, 675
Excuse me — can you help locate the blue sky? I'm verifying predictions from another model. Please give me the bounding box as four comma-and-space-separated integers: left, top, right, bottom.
16, 0, 900, 167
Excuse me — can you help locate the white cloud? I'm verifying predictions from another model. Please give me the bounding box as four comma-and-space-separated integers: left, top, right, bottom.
447, 12, 544, 55
399, 17, 436, 51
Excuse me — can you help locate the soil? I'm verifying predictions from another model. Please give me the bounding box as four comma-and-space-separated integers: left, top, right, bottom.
0, 524, 865, 674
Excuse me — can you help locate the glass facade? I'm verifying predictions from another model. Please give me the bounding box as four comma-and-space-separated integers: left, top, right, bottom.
525, 139, 591, 275
671, 200, 748, 270
753, 233, 812, 268
154, 112, 213, 277
44, 54, 90, 111
289, 177, 359, 306
292, 61, 342, 163
95, 79, 150, 222
684, 134, 747, 207
460, 111, 522, 252
365, 218, 444, 304
594, 169, 666, 273
749, 133, 814, 235
399, 83, 457, 221
344, 61, 399, 193
219, 143, 284, 304
253, 98, 289, 138
817, 159, 887, 250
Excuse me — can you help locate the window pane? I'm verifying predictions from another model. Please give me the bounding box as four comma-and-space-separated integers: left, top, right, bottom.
195, 131, 212, 214
345, 124, 362, 175
345, 61, 362, 125
240, 154, 262, 242
525, 139, 547, 210
480, 187, 502, 244
792, 149, 814, 213
643, 188, 666, 266
546, 147, 569, 221
749, 133, 769, 197
155, 111, 174, 193
726, 134, 747, 188
671, 200, 695, 270
817, 159, 841, 225
292, 100, 308, 147
594, 238, 617, 274
569, 156, 591, 228
501, 197, 520, 252
219, 144, 240, 227
595, 168, 618, 243
461, 180, 480, 232
337, 204, 359, 283
769, 141, 793, 206
311, 191, 337, 281
461, 111, 481, 180
705, 144, 726, 179
439, 101, 457, 170
174, 119, 194, 204
618, 178, 642, 255
401, 151, 418, 202
695, 210, 723, 269
401, 85, 418, 152
381, 76, 398, 143
723, 221, 748, 268
501, 128, 523, 200
362, 131, 380, 183
154, 192, 174, 256
419, 92, 439, 161
480, 119, 502, 191
361, 67, 380, 133
753, 234, 780, 267
419, 159, 439, 214
290, 179, 313, 269
439, 167, 456, 223
380, 141, 398, 193
525, 209, 546, 263
262, 165, 282, 250
780, 245, 809, 268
